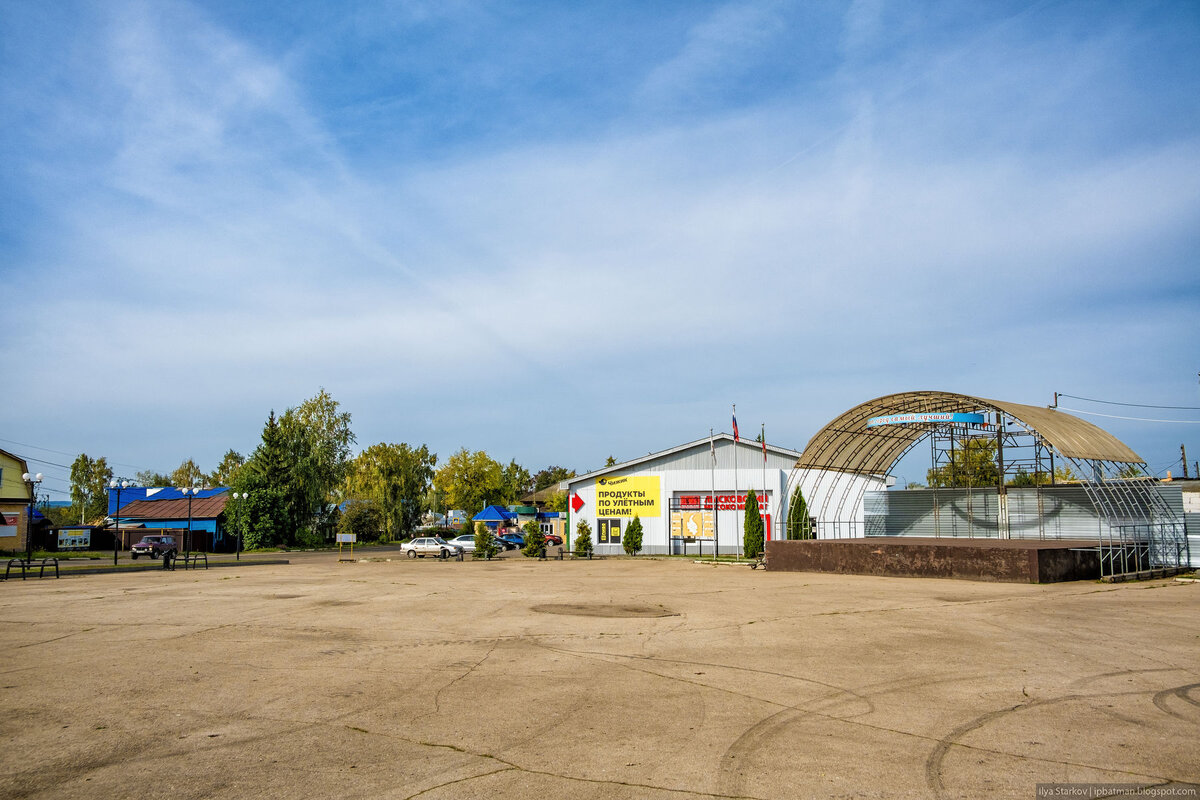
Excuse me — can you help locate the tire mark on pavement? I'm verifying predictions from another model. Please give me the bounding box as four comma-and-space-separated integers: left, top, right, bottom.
1152, 683, 1200, 721
924, 684, 1200, 800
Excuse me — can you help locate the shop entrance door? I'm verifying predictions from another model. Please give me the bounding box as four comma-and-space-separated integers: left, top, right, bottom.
598, 518, 621, 545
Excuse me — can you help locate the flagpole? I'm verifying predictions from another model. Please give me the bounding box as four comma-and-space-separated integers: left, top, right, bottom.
762, 422, 767, 543
733, 404, 740, 561
710, 428, 717, 561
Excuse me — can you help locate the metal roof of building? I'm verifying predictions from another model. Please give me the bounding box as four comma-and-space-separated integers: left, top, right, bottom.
473, 505, 517, 522
797, 390, 1144, 476
117, 495, 229, 520
568, 433, 804, 485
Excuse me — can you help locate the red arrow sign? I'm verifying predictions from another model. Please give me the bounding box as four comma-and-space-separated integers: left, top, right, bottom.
571, 492, 584, 513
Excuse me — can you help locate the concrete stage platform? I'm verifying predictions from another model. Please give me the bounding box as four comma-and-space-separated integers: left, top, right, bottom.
765, 537, 1104, 583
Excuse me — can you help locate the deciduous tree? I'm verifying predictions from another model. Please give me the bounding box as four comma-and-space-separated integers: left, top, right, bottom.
134, 470, 172, 487
209, 450, 245, 487
533, 466, 575, 492
279, 388, 356, 543
434, 449, 503, 519
344, 442, 436, 540
69, 454, 112, 523
170, 458, 206, 488
501, 459, 532, 504
926, 440, 1000, 488
338, 501, 383, 543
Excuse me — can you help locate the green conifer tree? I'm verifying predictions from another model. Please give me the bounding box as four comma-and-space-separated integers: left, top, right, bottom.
239, 411, 293, 549
474, 521, 499, 559
786, 485, 812, 539
522, 519, 546, 557
623, 515, 643, 556
743, 489, 764, 558
573, 519, 593, 557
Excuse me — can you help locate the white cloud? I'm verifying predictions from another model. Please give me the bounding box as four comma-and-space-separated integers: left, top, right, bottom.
4, 0, 1199, 487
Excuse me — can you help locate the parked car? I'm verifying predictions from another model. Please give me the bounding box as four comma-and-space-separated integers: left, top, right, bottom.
543, 533, 563, 546
497, 533, 524, 550
405, 537, 464, 559
130, 535, 177, 560
449, 534, 476, 552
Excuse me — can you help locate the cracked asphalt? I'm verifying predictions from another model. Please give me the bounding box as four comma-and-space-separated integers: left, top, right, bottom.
1, 553, 1198, 799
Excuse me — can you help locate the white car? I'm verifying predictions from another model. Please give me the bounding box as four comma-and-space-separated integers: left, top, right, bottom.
405, 537, 464, 559
449, 534, 476, 552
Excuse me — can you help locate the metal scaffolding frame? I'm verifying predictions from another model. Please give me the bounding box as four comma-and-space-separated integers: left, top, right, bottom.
1061, 457, 1190, 579
786, 391, 1189, 580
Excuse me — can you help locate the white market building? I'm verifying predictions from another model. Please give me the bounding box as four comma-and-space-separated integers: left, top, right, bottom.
564, 433, 888, 555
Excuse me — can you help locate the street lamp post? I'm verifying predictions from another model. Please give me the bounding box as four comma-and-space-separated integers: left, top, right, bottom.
230, 492, 249, 560
109, 479, 132, 566
182, 487, 198, 558
21, 472, 43, 562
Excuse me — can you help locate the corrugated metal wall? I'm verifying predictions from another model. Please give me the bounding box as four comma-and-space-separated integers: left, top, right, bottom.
865, 486, 1110, 539
865, 484, 1195, 553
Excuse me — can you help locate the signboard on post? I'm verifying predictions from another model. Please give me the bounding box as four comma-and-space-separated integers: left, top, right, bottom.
671, 510, 714, 540
336, 532, 356, 562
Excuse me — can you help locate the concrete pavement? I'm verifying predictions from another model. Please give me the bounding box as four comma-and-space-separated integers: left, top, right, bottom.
1, 553, 1197, 799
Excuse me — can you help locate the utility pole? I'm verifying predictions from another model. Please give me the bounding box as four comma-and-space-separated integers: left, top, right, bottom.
1183, 444, 1190, 480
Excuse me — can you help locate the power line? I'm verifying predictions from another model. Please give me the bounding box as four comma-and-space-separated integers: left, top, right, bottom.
0, 437, 147, 471
0, 437, 80, 457
1058, 407, 1200, 424
1057, 393, 1200, 411
21, 455, 73, 471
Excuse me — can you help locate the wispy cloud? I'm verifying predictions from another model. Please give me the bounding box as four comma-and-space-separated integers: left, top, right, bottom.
3, 0, 1198, 488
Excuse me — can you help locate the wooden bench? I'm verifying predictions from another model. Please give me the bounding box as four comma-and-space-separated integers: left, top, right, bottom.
4, 558, 59, 580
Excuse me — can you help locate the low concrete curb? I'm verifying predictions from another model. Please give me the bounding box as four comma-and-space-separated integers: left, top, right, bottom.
42, 559, 292, 578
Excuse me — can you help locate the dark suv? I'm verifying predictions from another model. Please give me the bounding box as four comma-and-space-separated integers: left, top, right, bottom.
130, 535, 177, 560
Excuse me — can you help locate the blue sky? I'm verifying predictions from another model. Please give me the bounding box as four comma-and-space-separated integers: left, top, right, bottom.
3, 0, 1198, 499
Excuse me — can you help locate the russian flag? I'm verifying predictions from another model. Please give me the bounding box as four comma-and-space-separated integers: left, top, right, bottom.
732, 410, 739, 442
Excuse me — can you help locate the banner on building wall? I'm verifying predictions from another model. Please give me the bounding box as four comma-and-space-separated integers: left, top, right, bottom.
671, 511, 714, 540
595, 476, 660, 517
676, 492, 770, 512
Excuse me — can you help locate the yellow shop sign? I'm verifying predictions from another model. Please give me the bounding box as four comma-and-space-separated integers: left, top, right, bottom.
595, 476, 660, 517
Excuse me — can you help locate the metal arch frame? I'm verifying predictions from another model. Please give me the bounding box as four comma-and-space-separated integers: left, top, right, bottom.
1061, 457, 1190, 580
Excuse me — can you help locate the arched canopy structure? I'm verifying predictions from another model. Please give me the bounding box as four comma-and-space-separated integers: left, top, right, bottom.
797, 390, 1143, 477
787, 391, 1187, 579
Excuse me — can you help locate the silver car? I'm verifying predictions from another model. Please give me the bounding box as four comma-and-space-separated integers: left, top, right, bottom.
405, 537, 464, 559
449, 534, 476, 552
